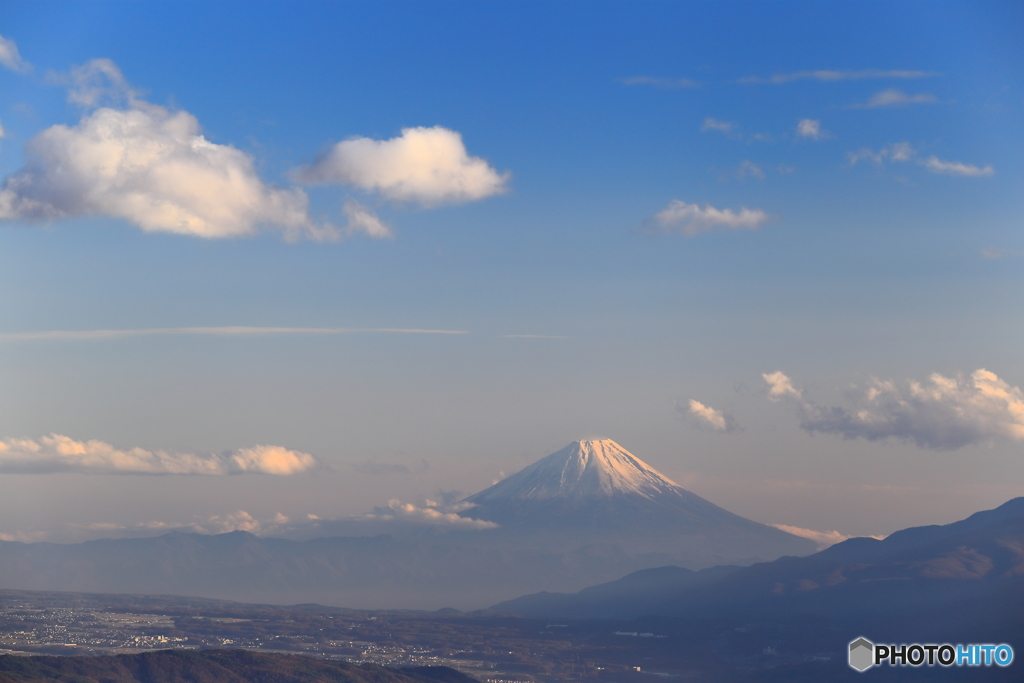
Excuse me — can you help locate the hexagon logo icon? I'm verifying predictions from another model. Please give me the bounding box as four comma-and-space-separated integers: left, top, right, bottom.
849, 637, 874, 672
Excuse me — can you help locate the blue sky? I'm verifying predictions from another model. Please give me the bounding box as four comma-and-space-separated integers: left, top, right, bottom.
0, 1, 1022, 544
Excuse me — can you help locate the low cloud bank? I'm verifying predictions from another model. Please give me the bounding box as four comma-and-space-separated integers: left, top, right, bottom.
771, 524, 885, 550
354, 499, 498, 529
770, 524, 852, 549
764, 369, 1024, 450
0, 434, 318, 475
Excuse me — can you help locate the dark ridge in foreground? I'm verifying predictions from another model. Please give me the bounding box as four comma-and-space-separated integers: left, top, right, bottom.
0, 649, 475, 683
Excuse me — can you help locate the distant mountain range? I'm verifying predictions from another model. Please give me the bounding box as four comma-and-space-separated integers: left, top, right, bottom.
492, 496, 1024, 643
0, 440, 814, 609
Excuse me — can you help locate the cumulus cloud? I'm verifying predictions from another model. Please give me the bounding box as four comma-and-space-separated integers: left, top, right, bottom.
0, 59, 375, 241
0, 35, 31, 73
678, 399, 737, 433
848, 89, 937, 108
922, 156, 994, 177
641, 200, 769, 236
295, 126, 509, 207
0, 434, 318, 475
763, 369, 1024, 450
740, 69, 936, 84
619, 76, 701, 89
796, 119, 827, 140
701, 117, 735, 133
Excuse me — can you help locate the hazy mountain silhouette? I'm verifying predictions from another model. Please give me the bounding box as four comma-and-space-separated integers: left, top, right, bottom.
491, 496, 1024, 628
0, 440, 814, 609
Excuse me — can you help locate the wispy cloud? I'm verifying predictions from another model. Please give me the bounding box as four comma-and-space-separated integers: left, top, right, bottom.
701, 117, 735, 133
770, 524, 851, 549
847, 141, 916, 165
0, 59, 354, 241
736, 160, 765, 180
764, 369, 1024, 450
0, 34, 31, 73
678, 399, 738, 433
295, 126, 509, 207
500, 334, 568, 339
740, 69, 937, 84
922, 156, 994, 177
0, 326, 469, 342
847, 142, 993, 177
846, 88, 937, 109
619, 76, 701, 89
0, 434, 319, 475
641, 200, 769, 236
796, 119, 828, 140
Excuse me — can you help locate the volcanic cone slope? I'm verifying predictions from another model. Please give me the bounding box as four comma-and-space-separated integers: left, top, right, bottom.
462, 440, 816, 562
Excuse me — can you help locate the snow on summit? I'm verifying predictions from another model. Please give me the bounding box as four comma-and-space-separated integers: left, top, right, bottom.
467, 439, 685, 503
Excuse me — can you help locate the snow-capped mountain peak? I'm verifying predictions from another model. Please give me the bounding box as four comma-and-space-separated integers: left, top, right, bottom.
466, 439, 684, 504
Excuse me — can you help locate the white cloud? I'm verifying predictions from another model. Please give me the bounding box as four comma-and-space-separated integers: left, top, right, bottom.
356, 499, 498, 529
763, 370, 802, 400
701, 117, 735, 133
796, 119, 826, 140
847, 142, 916, 165
0, 59, 366, 241
295, 126, 509, 207
342, 200, 392, 238
0, 326, 468, 342
736, 160, 764, 180
619, 76, 700, 89
680, 399, 737, 433
0, 120, 5, 138
642, 200, 769, 236
848, 89, 937, 108
846, 143, 993, 177
0, 434, 319, 475
0, 35, 31, 73
65, 510, 291, 539
922, 156, 994, 177
64, 58, 140, 108
770, 524, 852, 550
740, 69, 936, 84
763, 369, 1024, 450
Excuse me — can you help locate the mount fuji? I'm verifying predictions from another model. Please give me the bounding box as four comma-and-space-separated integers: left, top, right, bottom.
460, 439, 816, 565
